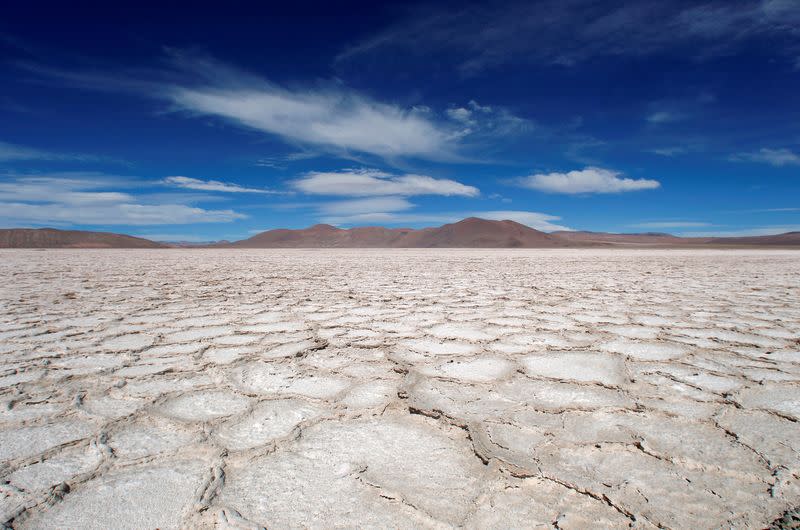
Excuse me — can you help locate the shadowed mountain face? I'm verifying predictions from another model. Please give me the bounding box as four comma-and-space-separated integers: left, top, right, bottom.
0, 228, 166, 248
2, 222, 800, 249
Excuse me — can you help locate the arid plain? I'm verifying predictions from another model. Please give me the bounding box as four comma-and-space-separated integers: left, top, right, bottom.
1, 249, 799, 529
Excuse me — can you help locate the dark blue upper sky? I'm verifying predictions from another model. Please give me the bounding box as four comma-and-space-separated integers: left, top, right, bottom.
1, 0, 799, 240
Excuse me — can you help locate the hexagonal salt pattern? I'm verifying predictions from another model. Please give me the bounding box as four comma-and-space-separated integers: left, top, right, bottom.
1, 248, 799, 528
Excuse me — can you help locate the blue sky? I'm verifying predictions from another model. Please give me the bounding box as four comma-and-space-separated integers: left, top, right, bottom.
1, 0, 799, 241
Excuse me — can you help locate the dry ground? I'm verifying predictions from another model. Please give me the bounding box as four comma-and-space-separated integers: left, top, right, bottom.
1, 249, 799, 529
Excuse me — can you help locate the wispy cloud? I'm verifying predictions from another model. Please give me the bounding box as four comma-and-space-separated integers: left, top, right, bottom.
22, 53, 533, 162
477, 210, 572, 231
319, 209, 571, 231
336, 1, 800, 74
169, 83, 455, 160
730, 147, 800, 166
0, 140, 110, 163
291, 169, 479, 197
646, 111, 687, 125
255, 151, 320, 169
649, 147, 689, 157
517, 167, 660, 194
0, 173, 246, 226
317, 197, 414, 215
162, 176, 277, 194
445, 100, 533, 138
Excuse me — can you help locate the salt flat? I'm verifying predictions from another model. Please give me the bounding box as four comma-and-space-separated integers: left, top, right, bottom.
1, 249, 799, 529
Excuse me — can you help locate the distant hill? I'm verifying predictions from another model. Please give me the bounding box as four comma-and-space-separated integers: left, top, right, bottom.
400, 218, 565, 247
0, 228, 165, 248
231, 218, 568, 248
550, 230, 706, 246
232, 223, 414, 248
708, 232, 800, 246
2, 223, 799, 249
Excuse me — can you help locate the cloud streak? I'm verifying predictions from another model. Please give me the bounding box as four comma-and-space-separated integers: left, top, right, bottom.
0, 174, 246, 226
319, 210, 571, 231
0, 140, 110, 163
336, 0, 800, 74
731, 147, 800, 167
291, 169, 479, 197
163, 176, 276, 194
22, 53, 532, 162
517, 167, 660, 194
169, 84, 455, 160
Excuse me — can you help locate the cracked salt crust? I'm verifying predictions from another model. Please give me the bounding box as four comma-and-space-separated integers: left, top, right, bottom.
1, 248, 799, 529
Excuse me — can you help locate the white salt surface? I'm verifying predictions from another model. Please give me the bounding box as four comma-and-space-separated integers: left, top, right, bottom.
1, 248, 799, 528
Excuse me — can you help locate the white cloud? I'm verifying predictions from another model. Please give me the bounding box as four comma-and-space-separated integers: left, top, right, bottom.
318, 197, 414, 215
291, 169, 479, 197
170, 81, 531, 159
0, 202, 244, 225
163, 176, 275, 193
21, 54, 459, 161
319, 212, 454, 225
320, 210, 571, 231
25, 54, 535, 162
518, 167, 661, 194
732, 147, 800, 167
445, 100, 532, 138
0, 176, 133, 205
446, 107, 473, 123
477, 210, 572, 231
0, 174, 246, 226
169, 82, 455, 160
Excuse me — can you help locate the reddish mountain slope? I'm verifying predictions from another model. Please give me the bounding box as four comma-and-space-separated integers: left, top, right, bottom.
0, 228, 165, 248
708, 232, 800, 246
234, 218, 566, 248
550, 231, 707, 246
3, 223, 799, 249
232, 224, 415, 248
400, 218, 564, 247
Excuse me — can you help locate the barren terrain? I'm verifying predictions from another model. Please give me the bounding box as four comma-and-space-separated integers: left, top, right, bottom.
1, 249, 799, 529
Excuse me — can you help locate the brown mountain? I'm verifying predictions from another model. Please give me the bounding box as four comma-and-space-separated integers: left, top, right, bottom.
554, 230, 800, 247
232, 218, 567, 248
550, 230, 708, 246
2, 223, 799, 249
707, 231, 800, 247
232, 224, 415, 248
0, 228, 165, 249
232, 220, 800, 248
400, 218, 565, 247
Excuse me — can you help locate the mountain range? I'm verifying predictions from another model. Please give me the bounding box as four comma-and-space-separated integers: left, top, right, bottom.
2, 219, 799, 248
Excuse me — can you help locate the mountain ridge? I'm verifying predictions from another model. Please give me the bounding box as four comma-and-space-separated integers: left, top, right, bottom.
2, 221, 800, 248
0, 228, 167, 249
